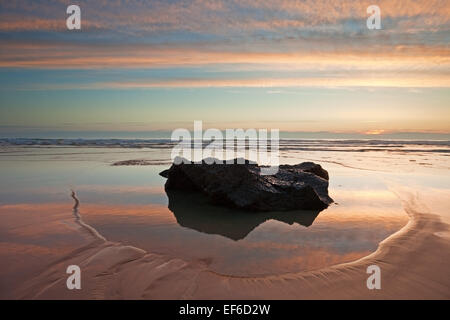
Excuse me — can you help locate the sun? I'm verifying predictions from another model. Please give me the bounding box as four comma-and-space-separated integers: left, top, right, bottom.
364, 129, 386, 135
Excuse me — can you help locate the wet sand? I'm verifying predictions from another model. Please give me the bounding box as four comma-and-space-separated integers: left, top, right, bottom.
10, 185, 449, 300
1, 142, 449, 299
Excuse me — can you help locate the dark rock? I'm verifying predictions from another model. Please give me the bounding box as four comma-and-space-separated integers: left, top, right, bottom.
283, 162, 329, 180
160, 157, 333, 212
113, 159, 171, 166
159, 169, 170, 178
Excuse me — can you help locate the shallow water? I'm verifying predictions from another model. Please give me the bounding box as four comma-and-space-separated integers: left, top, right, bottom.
0, 140, 448, 281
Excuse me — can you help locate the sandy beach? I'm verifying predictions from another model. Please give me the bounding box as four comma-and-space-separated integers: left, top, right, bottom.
0, 141, 448, 300
9, 185, 449, 300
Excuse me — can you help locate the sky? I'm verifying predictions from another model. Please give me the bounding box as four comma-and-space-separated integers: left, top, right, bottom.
0, 0, 449, 138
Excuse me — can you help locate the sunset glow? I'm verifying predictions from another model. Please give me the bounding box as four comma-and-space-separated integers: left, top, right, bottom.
0, 0, 449, 137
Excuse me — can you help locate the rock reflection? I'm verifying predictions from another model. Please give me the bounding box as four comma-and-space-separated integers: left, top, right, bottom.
166, 190, 324, 241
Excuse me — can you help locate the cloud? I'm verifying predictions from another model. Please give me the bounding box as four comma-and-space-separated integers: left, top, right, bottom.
24, 73, 450, 90
0, 1, 447, 38
1, 40, 449, 68
0, 0, 449, 90
1, 0, 448, 33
